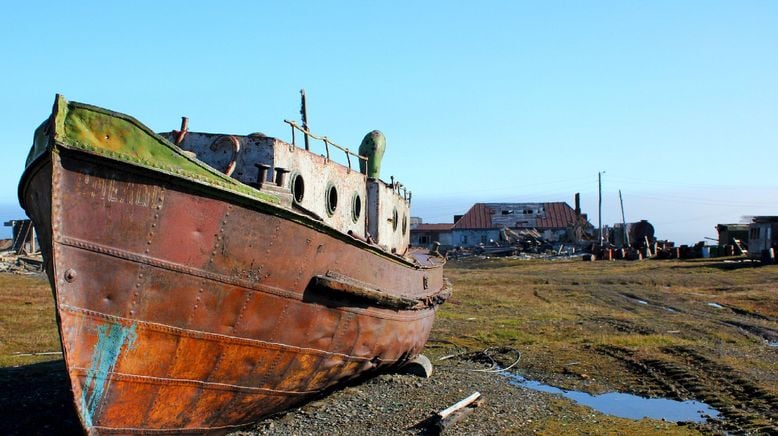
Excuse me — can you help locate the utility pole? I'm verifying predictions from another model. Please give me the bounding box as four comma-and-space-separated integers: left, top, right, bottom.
619, 189, 630, 247
598, 171, 603, 246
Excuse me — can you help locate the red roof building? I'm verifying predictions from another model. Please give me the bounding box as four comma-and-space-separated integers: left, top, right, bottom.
453, 202, 580, 230
450, 202, 589, 246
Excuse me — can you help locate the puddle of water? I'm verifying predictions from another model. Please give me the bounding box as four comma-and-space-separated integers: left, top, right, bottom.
707, 302, 724, 309
503, 373, 719, 423
625, 296, 679, 313
625, 296, 649, 306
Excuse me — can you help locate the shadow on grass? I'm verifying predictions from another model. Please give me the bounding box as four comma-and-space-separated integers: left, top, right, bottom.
0, 359, 81, 435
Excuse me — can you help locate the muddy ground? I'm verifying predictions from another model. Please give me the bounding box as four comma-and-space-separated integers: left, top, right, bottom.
0, 258, 776, 434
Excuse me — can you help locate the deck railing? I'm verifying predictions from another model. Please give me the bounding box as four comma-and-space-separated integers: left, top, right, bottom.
284, 120, 368, 173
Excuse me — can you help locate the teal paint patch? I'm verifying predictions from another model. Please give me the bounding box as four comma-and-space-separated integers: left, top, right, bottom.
79, 322, 138, 427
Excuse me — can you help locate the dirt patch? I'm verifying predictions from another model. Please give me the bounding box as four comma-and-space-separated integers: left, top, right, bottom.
234, 355, 700, 435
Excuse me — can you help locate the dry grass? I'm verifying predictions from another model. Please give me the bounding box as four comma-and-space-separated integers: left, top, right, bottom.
434, 257, 778, 392
0, 273, 61, 367
432, 257, 778, 432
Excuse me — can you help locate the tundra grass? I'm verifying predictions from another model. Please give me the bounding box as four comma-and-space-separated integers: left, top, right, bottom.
0, 274, 60, 367
432, 258, 778, 394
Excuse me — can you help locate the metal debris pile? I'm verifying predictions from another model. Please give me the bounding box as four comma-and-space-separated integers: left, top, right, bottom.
445, 228, 575, 260
0, 252, 44, 274
1, 219, 43, 274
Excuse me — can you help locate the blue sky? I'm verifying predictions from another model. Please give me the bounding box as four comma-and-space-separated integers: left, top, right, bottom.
2, 1, 776, 243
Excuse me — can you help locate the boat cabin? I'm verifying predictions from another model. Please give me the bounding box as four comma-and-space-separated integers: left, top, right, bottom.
160, 127, 411, 255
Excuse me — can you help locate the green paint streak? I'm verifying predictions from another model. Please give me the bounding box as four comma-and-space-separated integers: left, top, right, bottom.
80, 322, 138, 427
63, 100, 279, 205
26, 119, 51, 168
27, 94, 279, 206
25, 94, 66, 168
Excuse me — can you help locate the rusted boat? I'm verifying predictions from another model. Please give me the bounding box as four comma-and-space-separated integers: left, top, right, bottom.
19, 95, 449, 434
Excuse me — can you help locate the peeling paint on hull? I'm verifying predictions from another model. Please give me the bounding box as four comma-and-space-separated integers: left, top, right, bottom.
80, 322, 138, 427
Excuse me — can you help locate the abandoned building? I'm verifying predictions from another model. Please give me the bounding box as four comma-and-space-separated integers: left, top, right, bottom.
748, 216, 778, 258
452, 202, 587, 246
716, 223, 749, 246
411, 200, 591, 250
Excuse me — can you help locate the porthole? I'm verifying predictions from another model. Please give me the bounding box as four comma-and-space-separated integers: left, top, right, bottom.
326, 183, 338, 216
402, 214, 408, 235
291, 173, 305, 204
392, 207, 399, 231
352, 193, 362, 223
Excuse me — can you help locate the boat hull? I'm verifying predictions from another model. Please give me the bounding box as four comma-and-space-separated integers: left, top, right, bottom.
21, 146, 445, 433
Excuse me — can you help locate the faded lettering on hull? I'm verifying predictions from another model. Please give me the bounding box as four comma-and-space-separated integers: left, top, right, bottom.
81, 171, 163, 209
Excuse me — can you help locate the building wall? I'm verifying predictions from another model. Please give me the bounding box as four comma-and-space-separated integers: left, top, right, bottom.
489, 203, 544, 228
748, 222, 778, 256
451, 229, 501, 247
411, 231, 454, 248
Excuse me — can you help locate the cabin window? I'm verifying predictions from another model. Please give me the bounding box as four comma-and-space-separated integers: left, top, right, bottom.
501, 210, 513, 215
291, 174, 305, 204
326, 183, 338, 216
751, 227, 760, 239
481, 235, 487, 243
351, 193, 362, 222
461, 235, 468, 244
420, 236, 429, 244
524, 209, 533, 214
402, 215, 408, 235
392, 208, 399, 231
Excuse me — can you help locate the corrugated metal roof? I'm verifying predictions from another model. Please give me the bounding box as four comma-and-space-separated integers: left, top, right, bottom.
413, 223, 454, 231
452, 203, 493, 229
536, 202, 578, 229
453, 202, 579, 230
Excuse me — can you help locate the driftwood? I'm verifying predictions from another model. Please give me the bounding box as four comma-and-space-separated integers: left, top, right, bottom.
409, 392, 483, 434
438, 391, 481, 419
435, 392, 482, 432
10, 351, 62, 357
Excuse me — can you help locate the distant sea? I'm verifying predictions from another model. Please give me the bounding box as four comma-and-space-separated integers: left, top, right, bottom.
0, 203, 29, 239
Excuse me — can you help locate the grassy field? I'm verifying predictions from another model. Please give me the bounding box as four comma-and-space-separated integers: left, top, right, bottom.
0, 273, 59, 367
434, 257, 778, 433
